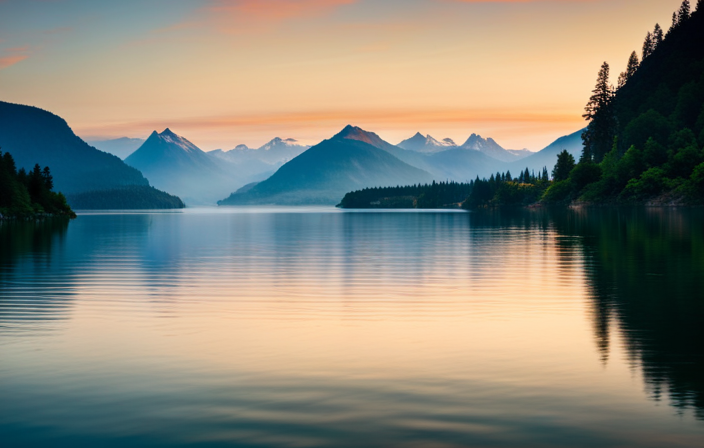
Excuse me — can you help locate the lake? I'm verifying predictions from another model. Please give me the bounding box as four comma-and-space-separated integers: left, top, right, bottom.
1, 207, 703, 447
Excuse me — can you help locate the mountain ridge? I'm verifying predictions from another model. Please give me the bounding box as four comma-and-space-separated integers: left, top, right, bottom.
219, 126, 433, 205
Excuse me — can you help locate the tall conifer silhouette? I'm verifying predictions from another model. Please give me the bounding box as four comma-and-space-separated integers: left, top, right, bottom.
582, 62, 616, 163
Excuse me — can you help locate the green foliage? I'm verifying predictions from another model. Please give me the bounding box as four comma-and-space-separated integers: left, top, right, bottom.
552, 150, 576, 181
554, 3, 704, 204
621, 167, 668, 200
494, 182, 542, 206
0, 149, 75, 219
570, 161, 603, 194
622, 109, 673, 150
690, 162, 704, 194
463, 167, 549, 209
644, 137, 668, 167
542, 180, 573, 203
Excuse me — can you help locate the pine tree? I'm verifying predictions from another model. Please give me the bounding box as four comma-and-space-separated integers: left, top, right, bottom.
678, 0, 691, 24
618, 51, 640, 88
653, 24, 663, 47
642, 32, 654, 59
582, 62, 616, 163
553, 150, 576, 182
42, 166, 53, 191
524, 168, 530, 184
542, 167, 549, 182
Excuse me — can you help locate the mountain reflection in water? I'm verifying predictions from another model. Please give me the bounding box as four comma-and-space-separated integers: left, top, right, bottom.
0, 207, 702, 447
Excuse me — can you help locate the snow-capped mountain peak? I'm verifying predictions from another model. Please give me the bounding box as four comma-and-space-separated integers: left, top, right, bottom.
398, 132, 457, 153
152, 128, 201, 153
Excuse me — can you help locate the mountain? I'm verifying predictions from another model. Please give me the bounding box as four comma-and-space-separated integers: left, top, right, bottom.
506, 129, 585, 175
0, 101, 183, 209
209, 137, 310, 182
218, 126, 433, 205
0, 101, 148, 194
212, 137, 310, 166
336, 125, 509, 182
86, 137, 146, 159
125, 129, 243, 205
461, 133, 531, 163
398, 133, 457, 153
426, 148, 509, 182
507, 149, 534, 160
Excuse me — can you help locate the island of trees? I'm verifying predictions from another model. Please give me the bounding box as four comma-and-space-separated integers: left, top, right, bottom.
0, 150, 76, 219
339, 1, 704, 210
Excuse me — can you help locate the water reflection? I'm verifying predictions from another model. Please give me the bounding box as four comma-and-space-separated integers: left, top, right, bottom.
556, 207, 704, 419
0, 208, 703, 447
0, 219, 72, 333
469, 207, 704, 419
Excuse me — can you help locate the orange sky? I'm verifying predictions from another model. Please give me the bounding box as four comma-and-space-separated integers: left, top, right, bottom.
0, 0, 686, 150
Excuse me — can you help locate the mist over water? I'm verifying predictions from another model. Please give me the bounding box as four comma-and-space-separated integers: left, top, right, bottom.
1, 208, 703, 447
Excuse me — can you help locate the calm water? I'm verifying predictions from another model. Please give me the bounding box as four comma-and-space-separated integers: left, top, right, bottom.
1, 207, 703, 447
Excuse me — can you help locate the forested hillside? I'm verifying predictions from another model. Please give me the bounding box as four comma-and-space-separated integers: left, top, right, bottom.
66, 186, 185, 210
544, 0, 704, 204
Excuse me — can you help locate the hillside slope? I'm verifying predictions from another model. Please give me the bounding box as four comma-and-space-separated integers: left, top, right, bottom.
219, 133, 433, 205
0, 101, 148, 194
126, 129, 242, 205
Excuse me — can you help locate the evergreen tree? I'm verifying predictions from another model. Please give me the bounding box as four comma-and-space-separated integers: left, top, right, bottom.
677, 0, 691, 24
642, 32, 654, 59
553, 150, 576, 182
506, 171, 512, 182
618, 51, 640, 88
524, 168, 531, 183
542, 167, 549, 182
671, 12, 678, 33
582, 62, 616, 163
653, 24, 663, 46
42, 166, 53, 191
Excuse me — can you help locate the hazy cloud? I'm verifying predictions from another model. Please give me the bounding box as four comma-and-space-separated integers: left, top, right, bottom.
0, 45, 30, 70
207, 0, 356, 32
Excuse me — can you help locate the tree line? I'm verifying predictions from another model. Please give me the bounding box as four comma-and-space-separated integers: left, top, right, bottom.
338, 181, 473, 209
66, 186, 185, 210
0, 150, 75, 218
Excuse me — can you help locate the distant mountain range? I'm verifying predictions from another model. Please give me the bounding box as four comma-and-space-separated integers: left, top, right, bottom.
0, 101, 182, 209
398, 132, 533, 162
398, 133, 457, 153
86, 137, 146, 159
505, 129, 585, 175
0, 101, 585, 209
211, 137, 309, 165
461, 133, 533, 162
125, 129, 245, 205
209, 137, 310, 182
218, 126, 433, 205
218, 125, 585, 205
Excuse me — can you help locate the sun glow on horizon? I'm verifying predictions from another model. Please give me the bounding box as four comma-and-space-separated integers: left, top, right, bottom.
0, 0, 684, 150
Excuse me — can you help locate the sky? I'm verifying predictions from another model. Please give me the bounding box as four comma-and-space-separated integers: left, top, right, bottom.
0, 0, 686, 151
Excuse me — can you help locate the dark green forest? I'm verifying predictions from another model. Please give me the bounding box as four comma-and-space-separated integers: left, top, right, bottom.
545, 0, 704, 205
0, 150, 75, 219
67, 186, 185, 210
338, 181, 472, 209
